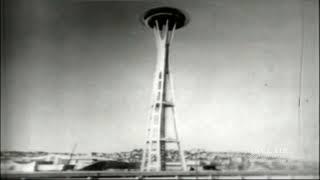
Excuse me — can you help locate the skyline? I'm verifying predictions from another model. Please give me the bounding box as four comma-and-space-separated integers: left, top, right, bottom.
1, 0, 319, 161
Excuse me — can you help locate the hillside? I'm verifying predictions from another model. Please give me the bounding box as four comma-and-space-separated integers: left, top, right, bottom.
1, 149, 318, 171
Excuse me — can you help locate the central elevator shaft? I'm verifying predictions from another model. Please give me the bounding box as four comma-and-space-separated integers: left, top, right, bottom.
158, 43, 170, 171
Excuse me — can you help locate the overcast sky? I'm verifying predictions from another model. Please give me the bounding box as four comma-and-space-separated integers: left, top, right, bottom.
1, 0, 318, 161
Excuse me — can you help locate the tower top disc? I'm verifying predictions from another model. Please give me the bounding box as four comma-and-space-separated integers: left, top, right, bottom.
141, 7, 189, 30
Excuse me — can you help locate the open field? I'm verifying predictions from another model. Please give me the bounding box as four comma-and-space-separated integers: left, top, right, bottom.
1, 170, 319, 180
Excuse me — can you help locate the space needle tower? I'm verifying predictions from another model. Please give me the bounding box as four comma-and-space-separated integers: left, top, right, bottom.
140, 7, 189, 171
